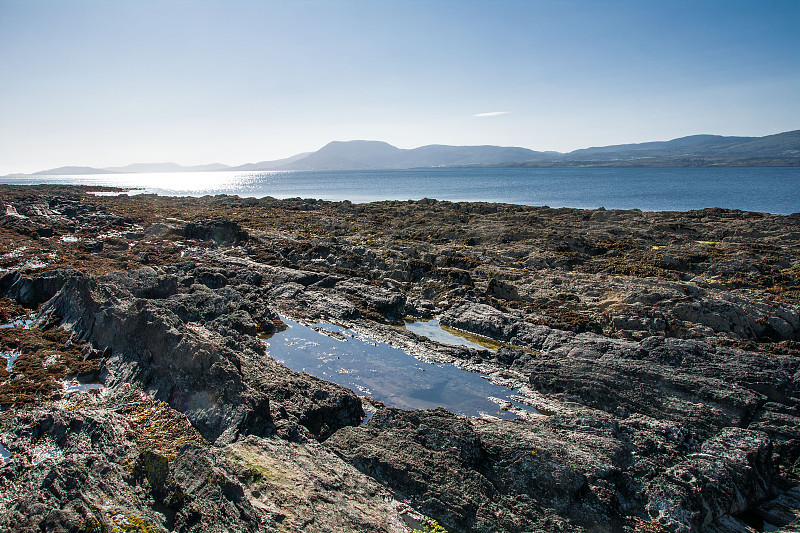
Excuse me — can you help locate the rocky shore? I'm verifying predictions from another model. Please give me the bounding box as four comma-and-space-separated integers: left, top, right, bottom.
1, 184, 799, 532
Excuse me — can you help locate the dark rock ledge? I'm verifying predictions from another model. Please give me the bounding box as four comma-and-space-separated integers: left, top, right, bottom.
0, 185, 798, 532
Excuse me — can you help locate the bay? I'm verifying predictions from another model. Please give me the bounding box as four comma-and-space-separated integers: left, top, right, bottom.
2, 167, 798, 214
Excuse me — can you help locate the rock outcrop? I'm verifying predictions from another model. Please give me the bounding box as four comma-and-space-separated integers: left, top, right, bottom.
0, 386, 409, 533
1, 185, 799, 532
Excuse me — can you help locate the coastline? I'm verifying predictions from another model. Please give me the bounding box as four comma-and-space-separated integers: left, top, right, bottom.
1, 184, 799, 532
3, 165, 799, 215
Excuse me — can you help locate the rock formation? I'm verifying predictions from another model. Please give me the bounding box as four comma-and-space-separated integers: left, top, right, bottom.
1, 185, 799, 532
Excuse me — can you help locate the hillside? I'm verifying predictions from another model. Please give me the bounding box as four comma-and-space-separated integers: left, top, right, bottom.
264, 131, 800, 170
564, 134, 757, 161
33, 166, 119, 175
562, 130, 800, 163
275, 141, 555, 171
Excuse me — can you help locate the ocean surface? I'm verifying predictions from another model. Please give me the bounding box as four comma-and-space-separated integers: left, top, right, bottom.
3, 167, 798, 214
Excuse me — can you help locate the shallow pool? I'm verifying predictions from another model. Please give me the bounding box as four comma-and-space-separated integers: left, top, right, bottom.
0, 319, 33, 330
402, 318, 500, 351
62, 380, 105, 393
0, 351, 20, 372
264, 318, 534, 419
0, 442, 11, 464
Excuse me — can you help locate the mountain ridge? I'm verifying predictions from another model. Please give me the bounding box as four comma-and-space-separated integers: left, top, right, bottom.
33, 166, 121, 176
16, 129, 800, 176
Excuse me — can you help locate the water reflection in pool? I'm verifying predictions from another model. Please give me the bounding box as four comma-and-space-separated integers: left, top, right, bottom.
61, 380, 105, 394
402, 318, 501, 351
0, 442, 12, 464
1, 351, 20, 372
264, 318, 534, 420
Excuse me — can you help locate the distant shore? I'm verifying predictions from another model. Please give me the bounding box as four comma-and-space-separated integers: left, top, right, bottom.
472, 155, 800, 168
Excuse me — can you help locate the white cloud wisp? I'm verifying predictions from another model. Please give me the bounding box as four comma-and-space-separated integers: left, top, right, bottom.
472, 111, 510, 117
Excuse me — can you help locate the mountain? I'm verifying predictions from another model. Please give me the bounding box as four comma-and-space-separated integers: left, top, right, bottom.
559, 130, 800, 164
272, 131, 798, 170
564, 134, 757, 161
33, 166, 119, 175
18, 129, 800, 176
708, 130, 800, 158
281, 141, 402, 170
391, 144, 560, 168
277, 140, 556, 171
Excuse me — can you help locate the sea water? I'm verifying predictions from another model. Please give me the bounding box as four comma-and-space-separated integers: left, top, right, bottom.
3, 167, 798, 214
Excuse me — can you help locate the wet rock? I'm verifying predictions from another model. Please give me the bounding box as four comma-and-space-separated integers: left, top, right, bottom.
527, 345, 766, 439
672, 295, 800, 342
144, 221, 182, 239
37, 273, 266, 442
437, 267, 473, 286
267, 282, 360, 321
747, 403, 800, 479
444, 300, 800, 473
194, 267, 229, 289
222, 435, 410, 532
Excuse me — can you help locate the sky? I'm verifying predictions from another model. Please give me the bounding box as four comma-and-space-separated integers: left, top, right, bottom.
0, 0, 799, 174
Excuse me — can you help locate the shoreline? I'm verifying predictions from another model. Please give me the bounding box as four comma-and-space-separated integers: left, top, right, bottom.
3, 165, 799, 216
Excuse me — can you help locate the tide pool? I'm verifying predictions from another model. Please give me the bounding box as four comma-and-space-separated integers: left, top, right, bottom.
263, 317, 534, 419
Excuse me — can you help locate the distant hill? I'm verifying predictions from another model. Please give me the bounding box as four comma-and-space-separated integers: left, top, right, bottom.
561, 131, 800, 163
707, 130, 800, 158
498, 156, 800, 169
277, 140, 556, 171
267, 132, 800, 170
280, 141, 402, 170
564, 134, 757, 161
103, 162, 185, 173
33, 166, 119, 175
392, 144, 560, 168
18, 129, 800, 176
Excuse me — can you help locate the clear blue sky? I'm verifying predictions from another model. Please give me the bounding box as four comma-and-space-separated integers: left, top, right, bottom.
1, 0, 798, 174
